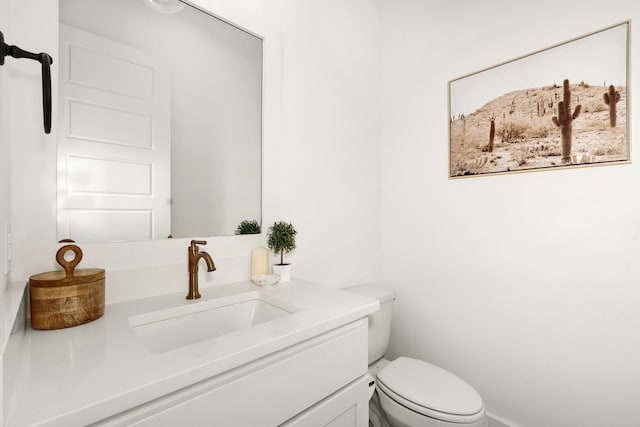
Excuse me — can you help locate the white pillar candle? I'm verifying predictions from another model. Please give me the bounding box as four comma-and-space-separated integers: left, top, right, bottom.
250, 246, 269, 276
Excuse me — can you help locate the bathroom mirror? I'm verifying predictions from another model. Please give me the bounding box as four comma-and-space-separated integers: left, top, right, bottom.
57, 0, 262, 243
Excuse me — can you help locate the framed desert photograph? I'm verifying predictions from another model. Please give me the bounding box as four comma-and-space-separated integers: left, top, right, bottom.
449, 21, 629, 178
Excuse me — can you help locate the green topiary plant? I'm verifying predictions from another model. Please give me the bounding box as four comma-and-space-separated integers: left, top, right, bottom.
266, 221, 297, 265
235, 219, 261, 235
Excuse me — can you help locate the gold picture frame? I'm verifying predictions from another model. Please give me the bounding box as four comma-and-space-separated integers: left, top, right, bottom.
449, 21, 630, 178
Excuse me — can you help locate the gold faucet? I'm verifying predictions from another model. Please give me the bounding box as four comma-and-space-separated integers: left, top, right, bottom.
187, 240, 216, 300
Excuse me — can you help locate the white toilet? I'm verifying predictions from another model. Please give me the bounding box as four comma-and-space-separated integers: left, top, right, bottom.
348, 284, 488, 427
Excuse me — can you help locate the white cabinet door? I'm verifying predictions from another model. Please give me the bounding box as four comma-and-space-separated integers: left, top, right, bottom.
280, 375, 370, 427
57, 24, 171, 242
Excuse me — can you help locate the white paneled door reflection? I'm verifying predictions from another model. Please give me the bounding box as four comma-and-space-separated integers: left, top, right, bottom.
57, 24, 170, 242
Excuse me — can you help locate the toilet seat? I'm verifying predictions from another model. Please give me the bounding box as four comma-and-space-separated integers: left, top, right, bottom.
376, 357, 485, 424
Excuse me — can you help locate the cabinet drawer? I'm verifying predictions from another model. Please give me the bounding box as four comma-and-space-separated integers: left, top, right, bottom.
280, 375, 370, 427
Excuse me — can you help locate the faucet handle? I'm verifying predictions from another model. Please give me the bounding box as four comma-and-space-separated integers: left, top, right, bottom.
191, 240, 207, 247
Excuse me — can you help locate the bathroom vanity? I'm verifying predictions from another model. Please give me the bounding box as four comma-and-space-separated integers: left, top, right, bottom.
4, 280, 378, 426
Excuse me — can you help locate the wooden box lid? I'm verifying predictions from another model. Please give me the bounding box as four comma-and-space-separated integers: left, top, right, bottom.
29, 267, 104, 287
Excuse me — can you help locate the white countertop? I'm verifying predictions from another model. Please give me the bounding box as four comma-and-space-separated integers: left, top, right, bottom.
6, 279, 378, 427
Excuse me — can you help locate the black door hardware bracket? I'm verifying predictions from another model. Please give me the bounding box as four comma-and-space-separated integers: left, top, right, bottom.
0, 30, 53, 134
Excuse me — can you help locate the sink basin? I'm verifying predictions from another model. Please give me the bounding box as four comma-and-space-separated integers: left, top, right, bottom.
129, 292, 298, 354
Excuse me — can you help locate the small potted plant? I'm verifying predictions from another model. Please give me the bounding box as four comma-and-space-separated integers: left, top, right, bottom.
266, 221, 297, 282
235, 219, 261, 235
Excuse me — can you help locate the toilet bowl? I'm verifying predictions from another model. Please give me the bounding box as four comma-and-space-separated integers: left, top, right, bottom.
347, 284, 488, 427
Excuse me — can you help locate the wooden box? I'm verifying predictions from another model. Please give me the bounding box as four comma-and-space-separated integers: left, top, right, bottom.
29, 245, 105, 330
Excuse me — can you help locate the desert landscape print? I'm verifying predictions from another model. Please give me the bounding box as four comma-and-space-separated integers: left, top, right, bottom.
449, 22, 629, 177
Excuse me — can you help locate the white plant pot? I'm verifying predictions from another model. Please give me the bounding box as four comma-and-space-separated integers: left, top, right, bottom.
271, 264, 291, 282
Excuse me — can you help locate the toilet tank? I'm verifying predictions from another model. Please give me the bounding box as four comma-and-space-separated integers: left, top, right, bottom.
347, 284, 396, 364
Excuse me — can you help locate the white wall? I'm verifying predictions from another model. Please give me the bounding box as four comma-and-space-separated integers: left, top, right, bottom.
7, 0, 59, 284
7, 0, 382, 300
1, 3, 15, 422
380, 1, 640, 427
0, 0, 10, 297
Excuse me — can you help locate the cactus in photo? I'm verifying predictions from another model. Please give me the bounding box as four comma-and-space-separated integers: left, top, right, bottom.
488, 117, 495, 152
551, 79, 581, 163
603, 85, 620, 127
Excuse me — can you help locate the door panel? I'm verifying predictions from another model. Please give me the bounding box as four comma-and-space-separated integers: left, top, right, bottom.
57, 24, 170, 242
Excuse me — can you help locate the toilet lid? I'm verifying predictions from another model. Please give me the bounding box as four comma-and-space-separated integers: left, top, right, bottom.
376, 357, 485, 423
